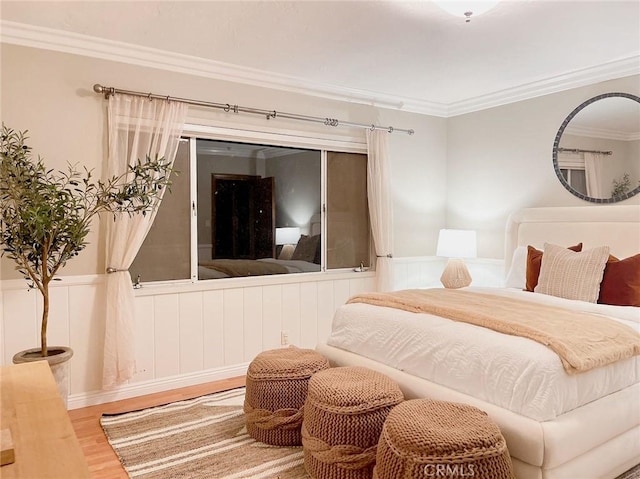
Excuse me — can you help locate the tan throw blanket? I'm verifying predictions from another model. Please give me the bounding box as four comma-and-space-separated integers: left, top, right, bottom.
199, 259, 289, 277
347, 289, 640, 374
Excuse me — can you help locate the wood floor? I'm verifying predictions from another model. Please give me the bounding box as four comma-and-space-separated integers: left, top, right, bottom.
68, 376, 246, 479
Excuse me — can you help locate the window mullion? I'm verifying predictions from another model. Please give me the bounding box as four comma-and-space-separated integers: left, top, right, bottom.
321, 150, 327, 272
189, 137, 198, 282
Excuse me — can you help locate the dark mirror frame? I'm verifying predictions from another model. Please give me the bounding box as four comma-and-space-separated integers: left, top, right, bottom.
552, 92, 640, 203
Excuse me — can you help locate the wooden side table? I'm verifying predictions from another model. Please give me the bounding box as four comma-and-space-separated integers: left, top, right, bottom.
0, 361, 89, 478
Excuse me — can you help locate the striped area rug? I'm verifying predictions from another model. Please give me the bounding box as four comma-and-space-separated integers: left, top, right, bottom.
100, 387, 308, 479
101, 387, 640, 479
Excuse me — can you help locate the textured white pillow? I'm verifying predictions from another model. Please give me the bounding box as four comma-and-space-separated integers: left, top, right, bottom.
505, 246, 528, 289
534, 243, 610, 303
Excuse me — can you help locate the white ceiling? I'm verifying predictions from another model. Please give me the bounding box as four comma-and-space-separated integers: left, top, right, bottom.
1, 1, 639, 116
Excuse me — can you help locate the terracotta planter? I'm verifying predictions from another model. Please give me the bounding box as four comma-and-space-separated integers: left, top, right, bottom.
12, 347, 74, 408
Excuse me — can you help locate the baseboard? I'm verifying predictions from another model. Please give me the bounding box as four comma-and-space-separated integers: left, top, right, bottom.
67, 363, 249, 410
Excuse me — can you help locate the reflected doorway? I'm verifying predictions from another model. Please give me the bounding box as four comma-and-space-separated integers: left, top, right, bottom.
211, 174, 275, 259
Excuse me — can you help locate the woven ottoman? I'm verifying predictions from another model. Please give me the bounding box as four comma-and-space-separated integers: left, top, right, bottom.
244, 347, 330, 446
373, 399, 515, 479
302, 366, 404, 479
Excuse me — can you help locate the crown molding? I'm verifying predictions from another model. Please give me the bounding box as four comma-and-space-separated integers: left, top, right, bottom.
1, 20, 638, 119
447, 56, 640, 117
564, 124, 639, 142
0, 21, 448, 117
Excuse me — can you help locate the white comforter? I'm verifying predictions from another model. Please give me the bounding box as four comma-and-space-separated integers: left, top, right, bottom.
326, 287, 640, 421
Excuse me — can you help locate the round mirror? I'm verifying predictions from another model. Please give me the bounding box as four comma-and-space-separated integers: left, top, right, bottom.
553, 92, 640, 203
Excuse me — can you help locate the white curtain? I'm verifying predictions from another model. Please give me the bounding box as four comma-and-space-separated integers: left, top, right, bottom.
103, 95, 187, 389
366, 129, 394, 292
584, 152, 606, 198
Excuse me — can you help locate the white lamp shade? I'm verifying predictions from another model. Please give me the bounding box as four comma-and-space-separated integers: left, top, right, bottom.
436, 229, 477, 258
275, 227, 301, 245
433, 0, 501, 19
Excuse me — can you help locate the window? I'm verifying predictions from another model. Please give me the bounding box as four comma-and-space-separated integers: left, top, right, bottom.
560, 168, 587, 194
130, 134, 370, 282
129, 139, 191, 282
558, 152, 587, 196
326, 152, 369, 269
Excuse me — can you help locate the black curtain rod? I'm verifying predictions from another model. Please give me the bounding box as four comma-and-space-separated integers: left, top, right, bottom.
557, 147, 612, 155
93, 84, 415, 135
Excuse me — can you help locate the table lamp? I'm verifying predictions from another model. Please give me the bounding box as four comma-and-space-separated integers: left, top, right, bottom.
436, 229, 477, 288
275, 227, 301, 260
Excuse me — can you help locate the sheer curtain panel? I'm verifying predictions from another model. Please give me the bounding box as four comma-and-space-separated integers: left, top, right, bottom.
103, 95, 187, 389
584, 152, 606, 198
366, 129, 394, 292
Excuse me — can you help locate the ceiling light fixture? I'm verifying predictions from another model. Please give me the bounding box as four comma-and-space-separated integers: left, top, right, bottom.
433, 1, 502, 22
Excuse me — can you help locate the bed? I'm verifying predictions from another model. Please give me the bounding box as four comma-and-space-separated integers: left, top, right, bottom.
316, 205, 640, 479
198, 257, 320, 279
198, 233, 321, 279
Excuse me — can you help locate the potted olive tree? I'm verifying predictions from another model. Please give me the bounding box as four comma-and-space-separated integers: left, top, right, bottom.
0, 125, 173, 403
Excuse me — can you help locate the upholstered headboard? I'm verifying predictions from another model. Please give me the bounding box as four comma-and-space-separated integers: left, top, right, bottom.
504, 205, 640, 274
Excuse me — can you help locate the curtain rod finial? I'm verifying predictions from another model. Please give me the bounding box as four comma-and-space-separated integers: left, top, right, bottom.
93, 83, 114, 99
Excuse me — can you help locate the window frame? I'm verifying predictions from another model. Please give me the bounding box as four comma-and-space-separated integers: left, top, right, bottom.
138, 122, 369, 287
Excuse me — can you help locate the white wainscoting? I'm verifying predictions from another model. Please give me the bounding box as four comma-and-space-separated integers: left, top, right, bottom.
0, 271, 376, 409
391, 256, 505, 290
0, 257, 503, 409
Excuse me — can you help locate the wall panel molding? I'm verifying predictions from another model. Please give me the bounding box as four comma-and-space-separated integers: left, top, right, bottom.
67, 363, 250, 409
1, 272, 375, 408
391, 256, 504, 290
2, 259, 504, 409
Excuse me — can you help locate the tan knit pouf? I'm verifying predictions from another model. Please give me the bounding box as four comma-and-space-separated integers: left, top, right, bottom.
244, 347, 330, 446
302, 366, 404, 479
373, 399, 515, 479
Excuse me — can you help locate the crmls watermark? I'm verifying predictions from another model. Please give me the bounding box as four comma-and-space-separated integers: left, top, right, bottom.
424, 464, 476, 477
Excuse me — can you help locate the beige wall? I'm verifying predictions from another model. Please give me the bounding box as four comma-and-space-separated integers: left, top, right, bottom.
446, 75, 640, 259
0, 43, 446, 279
383, 107, 448, 257
1, 42, 635, 271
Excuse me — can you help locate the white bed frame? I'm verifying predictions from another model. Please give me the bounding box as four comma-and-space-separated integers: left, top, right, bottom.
317, 205, 640, 479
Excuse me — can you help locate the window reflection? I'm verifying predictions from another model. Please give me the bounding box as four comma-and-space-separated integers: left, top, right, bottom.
197, 139, 322, 279
554, 93, 640, 202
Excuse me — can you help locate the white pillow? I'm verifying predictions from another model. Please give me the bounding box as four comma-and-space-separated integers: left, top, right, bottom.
505, 246, 528, 289
534, 243, 610, 303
